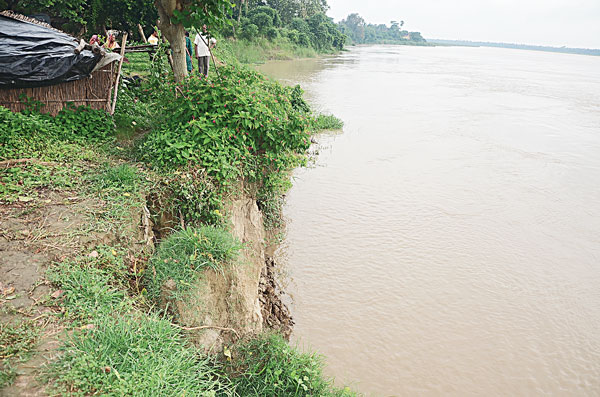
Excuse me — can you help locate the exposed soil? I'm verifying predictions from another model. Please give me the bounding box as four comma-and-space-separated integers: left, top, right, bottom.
0, 191, 89, 396
259, 257, 294, 339
0, 189, 148, 396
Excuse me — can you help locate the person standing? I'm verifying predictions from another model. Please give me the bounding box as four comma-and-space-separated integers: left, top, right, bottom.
194, 25, 216, 77
148, 31, 159, 45
105, 34, 120, 50
185, 31, 194, 74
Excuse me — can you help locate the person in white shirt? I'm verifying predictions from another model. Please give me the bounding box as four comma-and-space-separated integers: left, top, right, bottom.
194, 25, 216, 77
148, 31, 159, 45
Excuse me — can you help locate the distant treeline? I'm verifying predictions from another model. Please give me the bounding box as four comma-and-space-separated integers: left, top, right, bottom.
223, 0, 345, 52
429, 39, 600, 56
337, 13, 427, 45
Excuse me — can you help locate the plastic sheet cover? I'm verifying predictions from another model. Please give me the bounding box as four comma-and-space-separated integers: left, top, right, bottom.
0, 15, 100, 88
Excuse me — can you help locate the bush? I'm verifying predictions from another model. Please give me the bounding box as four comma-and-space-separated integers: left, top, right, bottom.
250, 12, 273, 34
0, 106, 56, 160
287, 29, 299, 44
240, 23, 259, 41
51, 104, 115, 143
247, 6, 282, 28
313, 114, 344, 130
297, 31, 312, 47
266, 26, 279, 40
139, 65, 312, 189
145, 226, 242, 303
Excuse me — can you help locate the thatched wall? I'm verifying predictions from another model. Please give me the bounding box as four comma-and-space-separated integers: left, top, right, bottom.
0, 63, 116, 115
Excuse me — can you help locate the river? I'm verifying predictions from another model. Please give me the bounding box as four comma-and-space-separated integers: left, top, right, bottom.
259, 45, 600, 396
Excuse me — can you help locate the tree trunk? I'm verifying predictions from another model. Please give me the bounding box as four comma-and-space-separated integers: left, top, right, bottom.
155, 0, 188, 82
237, 0, 243, 23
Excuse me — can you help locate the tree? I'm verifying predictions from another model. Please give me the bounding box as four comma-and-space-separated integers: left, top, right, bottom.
298, 0, 328, 18
340, 13, 365, 43
154, 0, 233, 82
247, 5, 281, 27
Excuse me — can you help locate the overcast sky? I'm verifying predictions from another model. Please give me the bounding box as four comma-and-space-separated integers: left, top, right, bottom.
327, 0, 600, 49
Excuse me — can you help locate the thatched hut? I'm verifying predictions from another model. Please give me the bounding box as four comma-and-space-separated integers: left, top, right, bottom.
0, 11, 121, 115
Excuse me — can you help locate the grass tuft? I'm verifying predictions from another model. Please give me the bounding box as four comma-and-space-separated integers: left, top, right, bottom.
313, 114, 344, 131
0, 319, 40, 388
48, 313, 230, 396
46, 247, 132, 324
229, 333, 356, 396
92, 164, 140, 192
145, 226, 242, 303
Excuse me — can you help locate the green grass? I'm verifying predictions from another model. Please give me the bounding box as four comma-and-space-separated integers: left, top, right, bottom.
216, 36, 318, 65
46, 247, 133, 324
145, 226, 242, 303
48, 313, 231, 396
229, 333, 356, 397
0, 319, 40, 388
313, 114, 344, 131
92, 164, 140, 192
122, 52, 153, 76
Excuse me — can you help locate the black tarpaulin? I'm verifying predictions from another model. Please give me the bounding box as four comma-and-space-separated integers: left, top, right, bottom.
0, 15, 100, 88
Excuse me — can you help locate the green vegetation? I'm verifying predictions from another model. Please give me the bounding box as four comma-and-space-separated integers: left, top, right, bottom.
0, 0, 157, 40
46, 248, 133, 324
230, 333, 354, 396
0, 320, 40, 387
146, 226, 242, 303
225, 3, 346, 53
0, 105, 113, 203
339, 13, 427, 45
139, 65, 311, 181
216, 36, 318, 65
314, 114, 344, 130
48, 313, 229, 396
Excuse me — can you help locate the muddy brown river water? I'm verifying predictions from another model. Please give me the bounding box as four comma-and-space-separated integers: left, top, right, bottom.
259, 46, 600, 396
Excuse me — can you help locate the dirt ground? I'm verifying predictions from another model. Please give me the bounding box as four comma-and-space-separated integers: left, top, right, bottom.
0, 190, 117, 396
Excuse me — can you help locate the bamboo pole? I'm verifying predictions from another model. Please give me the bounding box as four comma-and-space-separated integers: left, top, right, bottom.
138, 24, 147, 43
110, 33, 128, 115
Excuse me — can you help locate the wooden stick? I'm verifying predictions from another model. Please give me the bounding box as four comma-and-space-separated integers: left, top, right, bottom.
138, 24, 147, 43
110, 33, 128, 115
0, 159, 56, 168
170, 323, 240, 338
106, 63, 115, 113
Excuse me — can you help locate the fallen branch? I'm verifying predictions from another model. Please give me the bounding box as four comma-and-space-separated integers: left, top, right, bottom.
170, 323, 240, 338
0, 159, 56, 168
